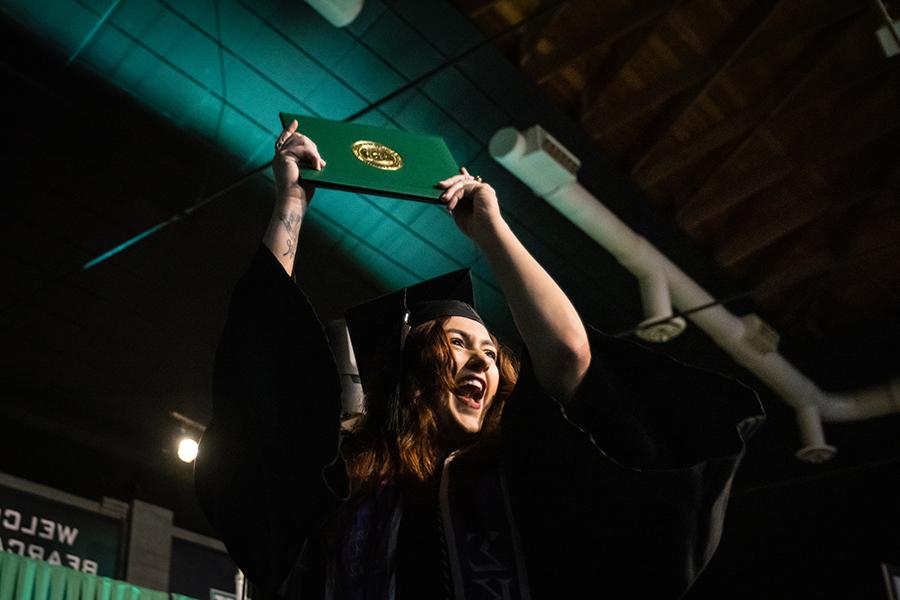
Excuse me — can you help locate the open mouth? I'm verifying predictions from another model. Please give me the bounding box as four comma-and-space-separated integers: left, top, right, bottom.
455, 377, 485, 409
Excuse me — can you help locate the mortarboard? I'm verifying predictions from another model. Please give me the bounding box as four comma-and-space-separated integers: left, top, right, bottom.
344, 269, 484, 435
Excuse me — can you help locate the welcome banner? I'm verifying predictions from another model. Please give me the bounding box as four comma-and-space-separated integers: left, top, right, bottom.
0, 486, 121, 577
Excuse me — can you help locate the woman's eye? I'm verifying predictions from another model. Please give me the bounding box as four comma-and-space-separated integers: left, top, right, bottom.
450, 338, 465, 347
485, 350, 497, 360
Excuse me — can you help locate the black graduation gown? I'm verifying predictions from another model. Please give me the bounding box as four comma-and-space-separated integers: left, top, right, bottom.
195, 246, 764, 599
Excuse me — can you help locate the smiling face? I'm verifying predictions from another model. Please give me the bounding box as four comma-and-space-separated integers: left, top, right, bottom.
437, 316, 501, 443
346, 313, 517, 488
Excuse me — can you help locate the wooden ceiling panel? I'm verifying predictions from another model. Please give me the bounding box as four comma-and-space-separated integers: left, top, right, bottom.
632, 7, 866, 188
733, 144, 895, 280
712, 182, 821, 268
671, 12, 873, 221
637, 107, 761, 188
746, 194, 898, 325
525, 0, 664, 85
584, 62, 699, 136
624, 0, 783, 165
841, 197, 900, 265
589, 106, 660, 158
577, 16, 665, 102
455, 0, 897, 388
642, 139, 742, 212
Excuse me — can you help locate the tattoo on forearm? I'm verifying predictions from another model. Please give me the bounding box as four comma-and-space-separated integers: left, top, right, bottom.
280, 211, 301, 233
283, 238, 296, 259
279, 211, 301, 260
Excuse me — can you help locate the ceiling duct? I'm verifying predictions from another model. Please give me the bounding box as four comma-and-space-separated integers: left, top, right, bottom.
488, 127, 686, 343
305, 0, 364, 27
490, 124, 900, 462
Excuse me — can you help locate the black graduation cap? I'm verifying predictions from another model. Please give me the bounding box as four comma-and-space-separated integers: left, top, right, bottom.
344, 269, 483, 434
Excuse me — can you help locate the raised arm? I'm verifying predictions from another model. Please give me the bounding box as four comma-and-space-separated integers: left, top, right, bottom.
439, 169, 590, 402
263, 119, 326, 275
195, 121, 340, 594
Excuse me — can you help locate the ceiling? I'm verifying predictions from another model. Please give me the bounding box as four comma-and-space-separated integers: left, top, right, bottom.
1, 0, 899, 597
455, 0, 900, 389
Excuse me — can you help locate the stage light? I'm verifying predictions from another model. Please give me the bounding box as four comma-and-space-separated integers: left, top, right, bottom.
177, 438, 199, 463
170, 411, 205, 463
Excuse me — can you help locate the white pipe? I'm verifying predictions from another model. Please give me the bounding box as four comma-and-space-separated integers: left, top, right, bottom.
638, 266, 672, 319
794, 405, 836, 463
545, 180, 686, 341
817, 379, 900, 422
491, 126, 900, 461
635, 266, 686, 341
542, 183, 642, 260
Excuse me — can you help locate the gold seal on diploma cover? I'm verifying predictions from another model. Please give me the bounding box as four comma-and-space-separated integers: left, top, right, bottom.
352, 140, 404, 171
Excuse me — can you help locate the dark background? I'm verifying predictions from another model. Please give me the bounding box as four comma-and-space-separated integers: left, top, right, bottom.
1, 2, 899, 598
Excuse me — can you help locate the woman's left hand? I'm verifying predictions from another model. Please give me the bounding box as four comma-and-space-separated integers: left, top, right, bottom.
438, 167, 502, 243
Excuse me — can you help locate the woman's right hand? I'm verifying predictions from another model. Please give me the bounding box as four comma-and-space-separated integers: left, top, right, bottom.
263, 120, 326, 274
273, 119, 326, 201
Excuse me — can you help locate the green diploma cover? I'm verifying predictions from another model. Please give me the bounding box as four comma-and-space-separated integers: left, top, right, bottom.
279, 113, 460, 203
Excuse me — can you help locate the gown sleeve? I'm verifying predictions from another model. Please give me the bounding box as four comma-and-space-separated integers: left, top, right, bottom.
194, 246, 344, 596
500, 326, 765, 599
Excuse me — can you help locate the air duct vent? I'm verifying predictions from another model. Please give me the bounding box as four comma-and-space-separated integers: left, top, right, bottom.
636, 316, 687, 343
490, 126, 579, 195
531, 127, 581, 176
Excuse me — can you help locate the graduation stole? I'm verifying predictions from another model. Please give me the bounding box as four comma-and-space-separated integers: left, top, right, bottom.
440, 452, 532, 600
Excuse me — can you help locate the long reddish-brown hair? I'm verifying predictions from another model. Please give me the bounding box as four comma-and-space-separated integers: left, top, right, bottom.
343, 317, 519, 495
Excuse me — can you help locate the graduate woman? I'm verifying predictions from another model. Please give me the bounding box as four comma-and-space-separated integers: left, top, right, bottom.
195, 120, 764, 599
